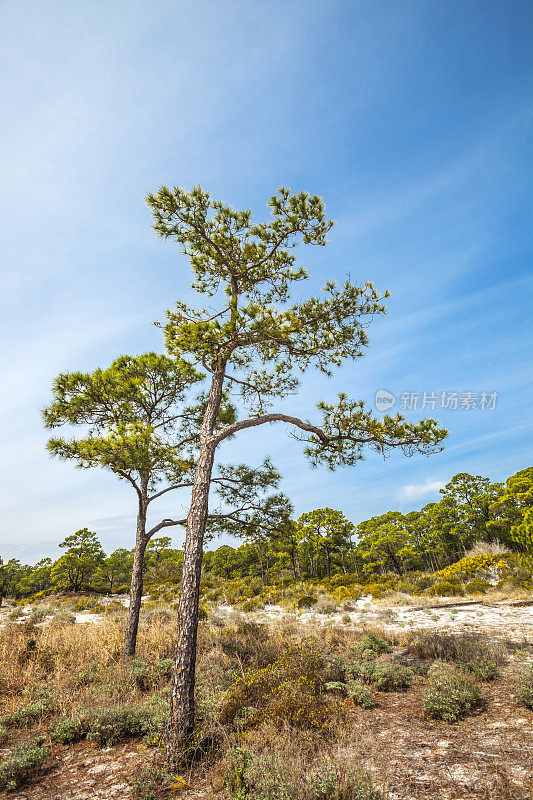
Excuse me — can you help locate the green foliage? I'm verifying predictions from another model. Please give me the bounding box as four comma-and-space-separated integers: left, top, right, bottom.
87, 706, 158, 746
517, 666, 533, 709
0, 739, 50, 791
426, 581, 465, 597
350, 634, 391, 656
224, 747, 382, 800
347, 681, 376, 707
219, 646, 333, 732
51, 529, 105, 592
424, 661, 481, 722
460, 659, 499, 681
51, 713, 92, 743
297, 594, 317, 609
131, 765, 175, 800
0, 697, 55, 728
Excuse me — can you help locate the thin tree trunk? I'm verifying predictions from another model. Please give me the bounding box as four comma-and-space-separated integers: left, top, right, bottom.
167, 370, 224, 766
123, 498, 148, 659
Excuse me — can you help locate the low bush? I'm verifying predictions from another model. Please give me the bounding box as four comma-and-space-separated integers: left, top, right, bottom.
87, 705, 158, 746
347, 680, 376, 707
219, 646, 335, 733
349, 661, 413, 692
0, 738, 50, 791
51, 713, 92, 744
131, 765, 175, 799
408, 631, 506, 669
50, 610, 76, 626
426, 581, 464, 597
460, 658, 499, 681
0, 697, 55, 728
424, 661, 481, 722
297, 595, 317, 610
218, 620, 273, 667
351, 634, 391, 656
224, 748, 382, 800
464, 579, 491, 595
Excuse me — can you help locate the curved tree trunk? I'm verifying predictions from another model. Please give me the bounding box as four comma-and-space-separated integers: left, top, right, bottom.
166, 370, 224, 768
123, 490, 148, 659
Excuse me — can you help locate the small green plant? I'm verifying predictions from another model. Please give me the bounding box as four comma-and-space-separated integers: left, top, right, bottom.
460, 658, 499, 681
424, 661, 481, 722
129, 658, 152, 692
517, 666, 533, 709
0, 738, 50, 791
347, 680, 376, 708
87, 705, 158, 746
73, 661, 101, 686
350, 634, 391, 656
131, 765, 175, 799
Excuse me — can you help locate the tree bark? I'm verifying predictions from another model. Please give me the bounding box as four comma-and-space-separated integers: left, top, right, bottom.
123, 492, 148, 659
166, 370, 224, 767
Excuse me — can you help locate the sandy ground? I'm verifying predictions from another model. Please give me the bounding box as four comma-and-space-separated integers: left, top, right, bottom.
215, 595, 533, 641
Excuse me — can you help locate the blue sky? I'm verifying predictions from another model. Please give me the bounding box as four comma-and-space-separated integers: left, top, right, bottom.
1, 0, 532, 562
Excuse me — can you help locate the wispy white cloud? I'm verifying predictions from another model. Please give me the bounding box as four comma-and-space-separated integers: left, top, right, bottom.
397, 480, 445, 502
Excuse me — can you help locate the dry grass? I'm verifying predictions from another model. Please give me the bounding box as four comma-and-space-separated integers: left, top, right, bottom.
0, 604, 532, 799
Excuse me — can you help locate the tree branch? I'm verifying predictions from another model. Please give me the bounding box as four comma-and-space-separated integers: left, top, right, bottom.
211, 413, 328, 446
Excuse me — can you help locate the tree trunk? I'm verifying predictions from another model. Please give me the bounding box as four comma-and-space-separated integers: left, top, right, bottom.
123, 499, 148, 659
166, 370, 224, 767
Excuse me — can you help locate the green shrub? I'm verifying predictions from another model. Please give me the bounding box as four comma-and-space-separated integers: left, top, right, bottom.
51, 713, 91, 744
219, 646, 333, 733
350, 634, 391, 656
464, 579, 491, 595
0, 697, 55, 728
87, 706, 158, 746
73, 661, 101, 686
517, 667, 533, 709
0, 738, 50, 791
129, 658, 152, 692
0, 726, 8, 745
156, 658, 173, 680
297, 595, 317, 610
131, 765, 175, 799
347, 681, 376, 708
424, 661, 481, 722
224, 748, 382, 800
460, 658, 499, 681
354, 662, 413, 692
426, 581, 465, 597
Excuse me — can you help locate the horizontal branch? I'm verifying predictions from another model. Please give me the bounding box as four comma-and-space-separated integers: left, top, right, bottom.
211, 413, 328, 446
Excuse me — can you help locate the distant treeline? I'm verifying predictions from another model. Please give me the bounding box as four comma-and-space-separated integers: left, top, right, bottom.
1, 467, 531, 599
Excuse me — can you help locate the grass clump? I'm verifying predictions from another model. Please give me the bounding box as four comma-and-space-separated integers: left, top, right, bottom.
423, 661, 481, 722
517, 666, 533, 709
0, 738, 50, 791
